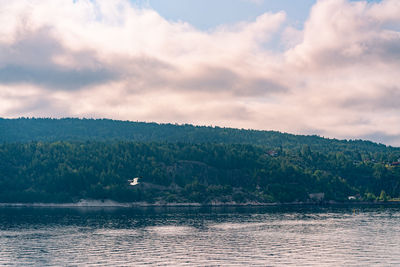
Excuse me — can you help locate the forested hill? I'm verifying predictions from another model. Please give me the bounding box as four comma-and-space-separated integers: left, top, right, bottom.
0, 118, 397, 153
1, 118, 400, 204
1, 141, 400, 204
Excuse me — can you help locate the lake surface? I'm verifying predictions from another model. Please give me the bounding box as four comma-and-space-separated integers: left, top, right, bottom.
1, 205, 400, 266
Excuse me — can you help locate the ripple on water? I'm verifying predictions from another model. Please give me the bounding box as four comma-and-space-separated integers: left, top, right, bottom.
210, 222, 269, 230
93, 229, 139, 236
1, 207, 400, 266
145, 225, 195, 236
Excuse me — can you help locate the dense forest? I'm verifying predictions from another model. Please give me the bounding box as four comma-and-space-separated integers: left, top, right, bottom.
0, 118, 396, 153
0, 118, 400, 204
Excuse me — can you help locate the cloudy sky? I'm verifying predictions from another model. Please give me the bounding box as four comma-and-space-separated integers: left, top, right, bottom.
1, 0, 400, 145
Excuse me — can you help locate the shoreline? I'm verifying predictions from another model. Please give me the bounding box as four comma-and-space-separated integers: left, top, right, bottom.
1, 200, 400, 208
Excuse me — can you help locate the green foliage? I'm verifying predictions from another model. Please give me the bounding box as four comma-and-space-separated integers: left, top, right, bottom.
0, 140, 399, 204
365, 192, 377, 202
1, 118, 398, 154
379, 190, 388, 202
0, 118, 399, 204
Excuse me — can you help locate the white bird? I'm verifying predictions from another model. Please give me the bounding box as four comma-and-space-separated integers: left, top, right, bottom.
129, 177, 140, 186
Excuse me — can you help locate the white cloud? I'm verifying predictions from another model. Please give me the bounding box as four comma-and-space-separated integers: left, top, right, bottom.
0, 0, 400, 145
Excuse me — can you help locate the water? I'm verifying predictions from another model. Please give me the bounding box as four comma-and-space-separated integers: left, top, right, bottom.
1, 205, 400, 266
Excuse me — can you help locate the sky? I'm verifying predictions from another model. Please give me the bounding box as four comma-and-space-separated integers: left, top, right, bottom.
0, 0, 400, 145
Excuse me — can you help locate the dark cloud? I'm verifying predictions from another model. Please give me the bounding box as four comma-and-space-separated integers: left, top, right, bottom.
0, 64, 116, 90
117, 56, 176, 93
242, 77, 288, 96
376, 35, 400, 63
340, 87, 400, 111
0, 26, 61, 66
177, 66, 287, 96
180, 67, 238, 92
0, 26, 117, 90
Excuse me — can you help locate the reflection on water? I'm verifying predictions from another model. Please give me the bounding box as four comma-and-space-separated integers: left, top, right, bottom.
1, 205, 400, 266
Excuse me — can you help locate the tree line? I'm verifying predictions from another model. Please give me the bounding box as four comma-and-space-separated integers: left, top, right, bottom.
0, 141, 399, 204
1, 118, 397, 154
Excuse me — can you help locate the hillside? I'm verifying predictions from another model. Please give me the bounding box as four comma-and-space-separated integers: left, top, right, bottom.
1, 118, 400, 204
0, 118, 397, 153
0, 141, 399, 204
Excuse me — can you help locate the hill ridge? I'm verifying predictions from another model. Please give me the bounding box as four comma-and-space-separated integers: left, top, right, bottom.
0, 118, 395, 153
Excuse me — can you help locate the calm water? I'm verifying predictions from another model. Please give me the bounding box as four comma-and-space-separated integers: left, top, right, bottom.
1, 205, 400, 266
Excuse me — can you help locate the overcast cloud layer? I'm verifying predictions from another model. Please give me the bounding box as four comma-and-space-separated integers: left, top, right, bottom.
1, 0, 400, 145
